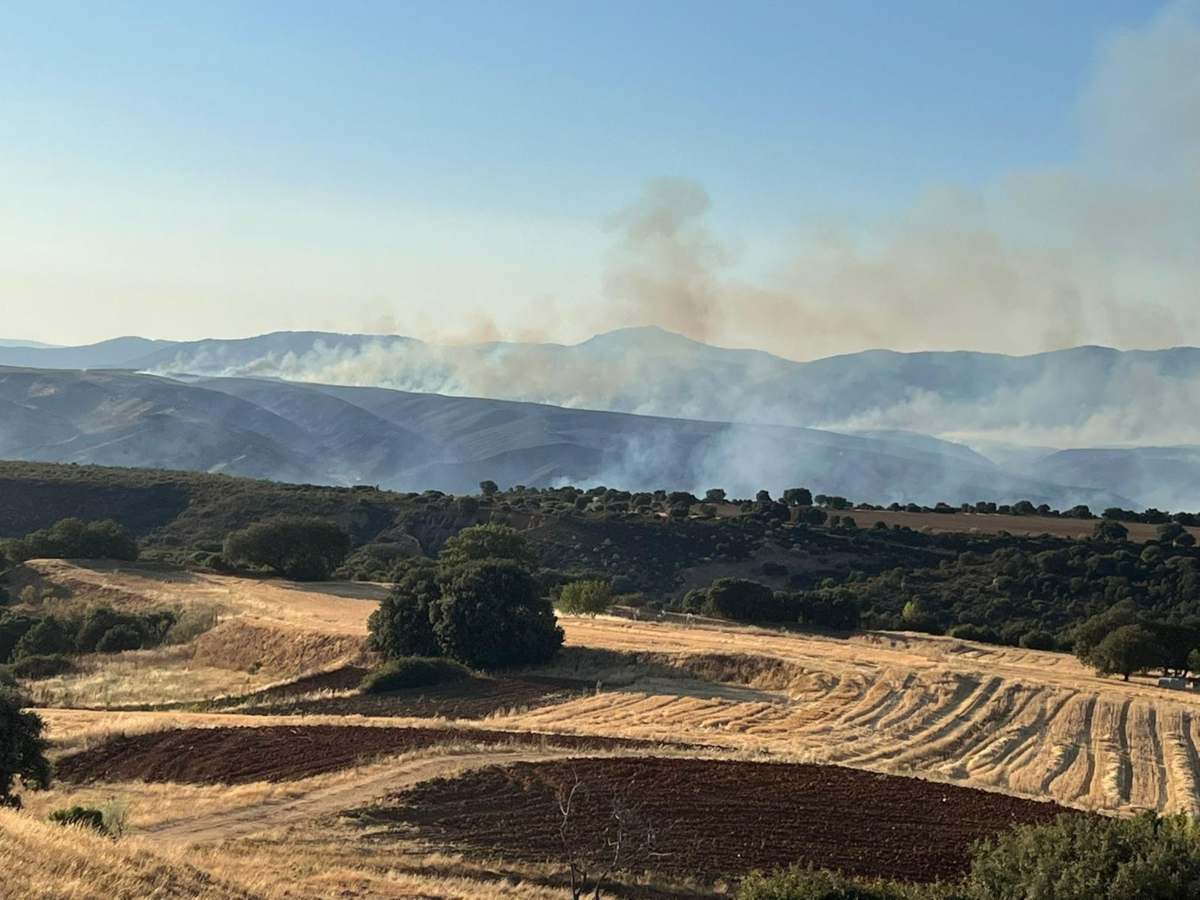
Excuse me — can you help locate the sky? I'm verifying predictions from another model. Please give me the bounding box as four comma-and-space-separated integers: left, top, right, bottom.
1, 0, 1196, 358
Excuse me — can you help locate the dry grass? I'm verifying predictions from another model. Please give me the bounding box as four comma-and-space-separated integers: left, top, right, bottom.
23, 645, 283, 710
0, 808, 260, 899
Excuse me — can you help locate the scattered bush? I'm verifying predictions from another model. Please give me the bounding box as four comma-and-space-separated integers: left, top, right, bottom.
359, 657, 472, 693
557, 580, 614, 616
738, 865, 931, 899
48, 806, 107, 833
702, 579, 784, 622
163, 607, 219, 645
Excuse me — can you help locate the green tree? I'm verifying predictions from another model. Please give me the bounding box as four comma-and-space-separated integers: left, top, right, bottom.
557, 580, 614, 616
5, 518, 138, 563
479, 480, 499, 497
702, 578, 782, 622
223, 517, 350, 581
0, 688, 50, 808
966, 813, 1200, 900
704, 488, 727, 502
438, 524, 535, 570
782, 487, 813, 507
1089, 625, 1165, 681
366, 558, 441, 659
431, 559, 563, 668
1092, 520, 1130, 542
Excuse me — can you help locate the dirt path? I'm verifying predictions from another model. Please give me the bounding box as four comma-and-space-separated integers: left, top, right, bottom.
137, 749, 565, 846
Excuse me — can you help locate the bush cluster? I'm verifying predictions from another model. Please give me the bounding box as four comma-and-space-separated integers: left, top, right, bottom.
0, 518, 138, 565
359, 657, 472, 693
738, 813, 1200, 900
223, 517, 351, 581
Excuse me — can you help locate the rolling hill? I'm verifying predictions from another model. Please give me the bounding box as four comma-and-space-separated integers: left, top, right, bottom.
0, 366, 1127, 508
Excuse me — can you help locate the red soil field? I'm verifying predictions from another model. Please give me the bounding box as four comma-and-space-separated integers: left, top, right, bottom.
55, 726, 674, 785
373, 757, 1075, 883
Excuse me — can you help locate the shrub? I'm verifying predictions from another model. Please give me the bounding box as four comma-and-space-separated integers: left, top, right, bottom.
7, 654, 75, 680
737, 865, 931, 899
557, 580, 614, 616
965, 812, 1200, 899
0, 687, 50, 808
359, 657, 472, 693
1019, 630, 1057, 651
95, 624, 143, 654
223, 517, 350, 581
163, 607, 219, 645
48, 805, 107, 833
431, 559, 563, 669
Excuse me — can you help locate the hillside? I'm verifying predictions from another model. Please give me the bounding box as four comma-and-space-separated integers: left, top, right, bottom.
0, 366, 1127, 507
5, 327, 1198, 449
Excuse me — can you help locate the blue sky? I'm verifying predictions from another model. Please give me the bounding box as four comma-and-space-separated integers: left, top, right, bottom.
1, 1, 1194, 354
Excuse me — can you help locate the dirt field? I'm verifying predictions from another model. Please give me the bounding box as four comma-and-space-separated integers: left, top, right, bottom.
370, 756, 1070, 883
55, 725, 676, 785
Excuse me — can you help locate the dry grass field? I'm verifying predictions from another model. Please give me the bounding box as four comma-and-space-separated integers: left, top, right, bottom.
9, 558, 1200, 897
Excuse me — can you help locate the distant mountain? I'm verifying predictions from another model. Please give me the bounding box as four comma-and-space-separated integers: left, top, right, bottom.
0, 339, 61, 349
0, 366, 1129, 508
0, 336, 175, 369
3, 327, 1195, 449
1030, 447, 1200, 513
5, 328, 1199, 507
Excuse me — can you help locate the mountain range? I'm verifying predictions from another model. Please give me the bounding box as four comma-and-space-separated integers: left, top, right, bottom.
0, 364, 1133, 508
1, 327, 1197, 509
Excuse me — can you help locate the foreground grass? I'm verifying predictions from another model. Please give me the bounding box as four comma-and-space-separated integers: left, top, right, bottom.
0, 808, 258, 899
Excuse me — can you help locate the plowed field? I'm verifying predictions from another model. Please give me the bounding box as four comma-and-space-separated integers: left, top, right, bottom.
56, 725, 676, 785
372, 756, 1072, 883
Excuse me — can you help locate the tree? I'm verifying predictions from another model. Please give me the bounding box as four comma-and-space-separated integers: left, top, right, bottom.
431, 559, 563, 668
438, 524, 535, 570
782, 487, 813, 507
1089, 625, 1165, 681
704, 488, 726, 502
1093, 520, 1130, 542
558, 580, 615, 616
701, 578, 783, 622
0, 688, 50, 808
479, 480, 499, 497
223, 517, 350, 581
555, 773, 656, 900
4, 518, 138, 563
366, 558, 441, 659
755, 490, 772, 504
12, 618, 73, 661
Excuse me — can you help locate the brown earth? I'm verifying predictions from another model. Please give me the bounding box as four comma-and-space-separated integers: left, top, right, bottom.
55, 725, 679, 785
368, 756, 1073, 883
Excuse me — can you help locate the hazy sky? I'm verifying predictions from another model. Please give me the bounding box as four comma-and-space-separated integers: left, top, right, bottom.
2, 1, 1196, 357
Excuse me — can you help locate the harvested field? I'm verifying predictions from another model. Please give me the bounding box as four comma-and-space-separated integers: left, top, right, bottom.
56, 725, 674, 785
369, 756, 1073, 883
